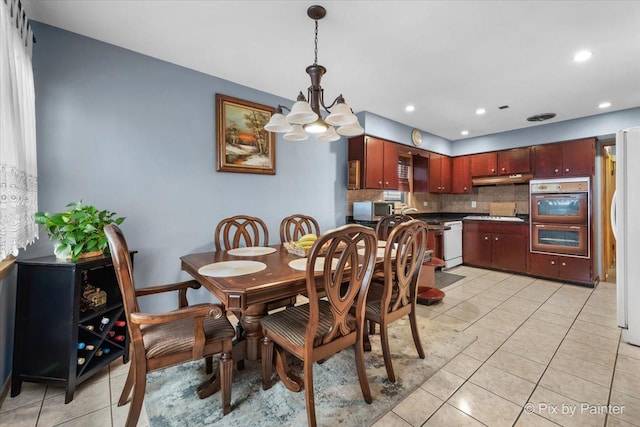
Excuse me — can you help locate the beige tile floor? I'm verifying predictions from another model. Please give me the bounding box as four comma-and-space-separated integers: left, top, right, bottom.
1, 266, 638, 426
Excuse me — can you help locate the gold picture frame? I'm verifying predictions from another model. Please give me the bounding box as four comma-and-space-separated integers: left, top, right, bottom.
216, 94, 276, 175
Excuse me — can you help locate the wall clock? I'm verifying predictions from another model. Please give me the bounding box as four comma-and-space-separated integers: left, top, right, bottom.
411, 129, 422, 146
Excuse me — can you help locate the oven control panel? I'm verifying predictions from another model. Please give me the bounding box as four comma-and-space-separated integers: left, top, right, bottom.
530, 178, 589, 194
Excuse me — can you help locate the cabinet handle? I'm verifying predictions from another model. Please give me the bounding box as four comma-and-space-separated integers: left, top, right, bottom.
463, 187, 467, 191
551, 260, 555, 265
379, 181, 383, 185
565, 168, 569, 172
561, 262, 566, 266
495, 237, 499, 241
491, 168, 495, 173
554, 169, 559, 173
385, 181, 389, 185
502, 167, 506, 172
484, 236, 489, 240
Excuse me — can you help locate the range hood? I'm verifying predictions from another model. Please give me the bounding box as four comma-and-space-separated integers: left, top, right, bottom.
471, 173, 533, 186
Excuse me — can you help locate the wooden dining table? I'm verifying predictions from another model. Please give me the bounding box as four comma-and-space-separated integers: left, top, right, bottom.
181, 244, 315, 365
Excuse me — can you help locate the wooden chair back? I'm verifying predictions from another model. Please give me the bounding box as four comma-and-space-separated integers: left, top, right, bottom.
279, 214, 320, 242
382, 219, 428, 313
104, 223, 141, 343
305, 224, 377, 347
375, 214, 413, 240
215, 215, 269, 251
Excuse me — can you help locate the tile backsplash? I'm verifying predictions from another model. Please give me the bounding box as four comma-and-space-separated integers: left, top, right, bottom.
347, 184, 529, 215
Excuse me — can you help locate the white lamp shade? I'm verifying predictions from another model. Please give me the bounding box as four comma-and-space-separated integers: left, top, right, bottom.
283, 125, 309, 141
286, 100, 318, 125
325, 102, 357, 126
303, 117, 329, 134
337, 120, 364, 136
316, 126, 341, 142
264, 113, 293, 133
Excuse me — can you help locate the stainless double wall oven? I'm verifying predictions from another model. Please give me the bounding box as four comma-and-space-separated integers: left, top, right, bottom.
530, 177, 590, 257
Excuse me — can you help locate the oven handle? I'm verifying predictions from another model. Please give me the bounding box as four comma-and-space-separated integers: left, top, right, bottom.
533, 224, 584, 230
610, 190, 617, 240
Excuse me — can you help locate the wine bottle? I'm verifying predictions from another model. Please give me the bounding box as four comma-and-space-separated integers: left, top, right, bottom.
114, 335, 125, 342
77, 342, 86, 350
85, 344, 95, 351
77, 357, 85, 365
114, 320, 126, 327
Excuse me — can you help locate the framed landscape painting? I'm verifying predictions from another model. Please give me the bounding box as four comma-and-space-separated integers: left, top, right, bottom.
216, 94, 276, 175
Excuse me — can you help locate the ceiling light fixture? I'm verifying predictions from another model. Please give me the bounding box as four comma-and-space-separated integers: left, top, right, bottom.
598, 102, 612, 109
264, 5, 363, 142
461, 130, 469, 136
573, 50, 592, 62
405, 105, 415, 112
476, 108, 486, 115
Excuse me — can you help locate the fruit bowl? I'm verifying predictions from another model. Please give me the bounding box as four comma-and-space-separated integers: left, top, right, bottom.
283, 240, 346, 257
283, 241, 311, 257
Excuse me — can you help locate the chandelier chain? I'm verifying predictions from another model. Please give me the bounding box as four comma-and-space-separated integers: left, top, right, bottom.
313, 20, 318, 65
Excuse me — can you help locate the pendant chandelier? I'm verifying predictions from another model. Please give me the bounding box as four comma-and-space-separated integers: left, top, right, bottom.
264, 5, 364, 142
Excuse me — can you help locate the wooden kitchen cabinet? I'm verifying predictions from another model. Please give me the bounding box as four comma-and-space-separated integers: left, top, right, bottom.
462, 227, 492, 267
528, 252, 593, 285
348, 135, 399, 190
533, 138, 595, 178
470, 152, 497, 176
452, 155, 472, 194
428, 152, 452, 193
497, 147, 532, 175
413, 154, 429, 193
471, 148, 531, 177
463, 221, 528, 273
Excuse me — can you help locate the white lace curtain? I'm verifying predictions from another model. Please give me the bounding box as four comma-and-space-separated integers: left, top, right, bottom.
0, 0, 38, 261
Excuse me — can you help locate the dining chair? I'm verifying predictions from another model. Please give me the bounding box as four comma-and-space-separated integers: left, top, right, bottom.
214, 214, 269, 251
364, 219, 428, 382
375, 213, 413, 240
260, 224, 377, 427
104, 224, 236, 426
279, 213, 320, 242
367, 213, 414, 335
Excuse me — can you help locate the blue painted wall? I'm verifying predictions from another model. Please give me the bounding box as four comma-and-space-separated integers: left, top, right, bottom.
359, 111, 452, 155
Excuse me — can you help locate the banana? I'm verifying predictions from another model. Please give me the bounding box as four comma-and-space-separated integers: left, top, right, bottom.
297, 233, 318, 245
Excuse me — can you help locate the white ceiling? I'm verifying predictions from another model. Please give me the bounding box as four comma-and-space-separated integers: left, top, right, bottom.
22, 0, 640, 141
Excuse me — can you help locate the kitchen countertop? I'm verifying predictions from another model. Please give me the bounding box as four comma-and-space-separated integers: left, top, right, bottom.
346, 212, 530, 228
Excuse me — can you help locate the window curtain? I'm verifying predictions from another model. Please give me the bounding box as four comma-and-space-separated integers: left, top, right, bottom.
0, 0, 38, 261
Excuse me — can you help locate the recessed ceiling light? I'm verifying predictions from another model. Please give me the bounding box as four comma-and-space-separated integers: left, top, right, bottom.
598, 102, 611, 109
461, 130, 469, 136
573, 50, 592, 62
405, 105, 415, 112
476, 108, 486, 115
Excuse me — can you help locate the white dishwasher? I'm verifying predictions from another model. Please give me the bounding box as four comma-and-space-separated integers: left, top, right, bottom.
442, 221, 463, 269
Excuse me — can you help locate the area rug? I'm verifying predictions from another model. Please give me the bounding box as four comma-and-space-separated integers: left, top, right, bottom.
144, 305, 476, 427
435, 271, 466, 289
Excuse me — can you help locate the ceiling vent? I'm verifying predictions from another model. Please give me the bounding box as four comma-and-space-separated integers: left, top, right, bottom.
527, 113, 556, 122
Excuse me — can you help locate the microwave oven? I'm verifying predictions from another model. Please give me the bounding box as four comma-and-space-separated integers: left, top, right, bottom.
353, 201, 395, 221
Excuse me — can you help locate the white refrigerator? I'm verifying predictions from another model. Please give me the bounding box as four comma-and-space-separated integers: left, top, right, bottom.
614, 127, 640, 346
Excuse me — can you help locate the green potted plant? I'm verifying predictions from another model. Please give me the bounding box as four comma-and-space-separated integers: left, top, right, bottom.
35, 201, 126, 261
